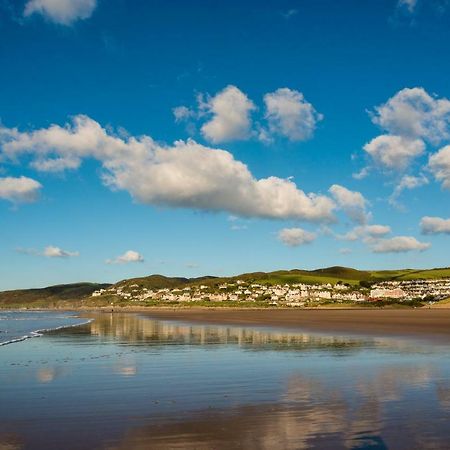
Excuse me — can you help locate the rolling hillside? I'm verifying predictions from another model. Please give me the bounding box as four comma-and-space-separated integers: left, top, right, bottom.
110, 266, 450, 291
0, 282, 111, 308
2, 266, 450, 308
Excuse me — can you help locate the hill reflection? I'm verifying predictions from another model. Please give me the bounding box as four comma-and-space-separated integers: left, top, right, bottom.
78, 312, 365, 352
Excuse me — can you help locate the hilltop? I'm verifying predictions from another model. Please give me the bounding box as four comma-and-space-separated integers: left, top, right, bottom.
108, 266, 450, 291
0, 282, 111, 308
2, 266, 450, 309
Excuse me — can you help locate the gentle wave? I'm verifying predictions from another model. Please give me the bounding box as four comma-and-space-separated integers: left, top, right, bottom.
0, 318, 93, 347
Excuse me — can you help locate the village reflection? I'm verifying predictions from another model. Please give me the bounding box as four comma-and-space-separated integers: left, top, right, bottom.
85, 312, 366, 352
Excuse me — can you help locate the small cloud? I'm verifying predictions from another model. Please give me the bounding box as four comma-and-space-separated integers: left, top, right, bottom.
397, 0, 418, 14
200, 85, 256, 144
106, 250, 144, 264
263, 88, 323, 142
337, 224, 391, 242
185, 262, 199, 269
17, 246, 79, 258
370, 236, 430, 253
43, 246, 79, 258
281, 9, 298, 19
24, 0, 97, 25
353, 167, 370, 180
278, 227, 316, 247
389, 174, 428, 208
329, 184, 370, 224
339, 248, 352, 255
173, 105, 196, 122
228, 215, 249, 231
230, 224, 248, 231
0, 176, 42, 203
420, 216, 450, 235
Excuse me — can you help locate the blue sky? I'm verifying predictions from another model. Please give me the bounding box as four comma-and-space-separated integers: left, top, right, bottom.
1, 0, 450, 289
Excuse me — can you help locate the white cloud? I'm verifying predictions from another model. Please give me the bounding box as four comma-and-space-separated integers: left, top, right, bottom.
24, 0, 97, 25
398, 0, 418, 13
429, 145, 450, 189
263, 88, 322, 142
172, 106, 195, 123
363, 135, 425, 171
278, 227, 316, 247
420, 216, 450, 235
43, 245, 79, 258
370, 236, 430, 253
389, 174, 428, 206
0, 115, 336, 222
329, 184, 370, 224
200, 85, 255, 143
371, 87, 450, 144
339, 248, 352, 255
107, 250, 144, 264
176, 86, 321, 145
338, 224, 391, 242
360, 88, 450, 175
0, 176, 42, 203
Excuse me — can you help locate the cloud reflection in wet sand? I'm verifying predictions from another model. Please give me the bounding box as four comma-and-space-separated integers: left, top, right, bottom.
2, 313, 450, 450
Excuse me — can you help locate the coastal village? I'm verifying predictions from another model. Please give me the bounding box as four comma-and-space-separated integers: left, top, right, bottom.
91, 278, 450, 306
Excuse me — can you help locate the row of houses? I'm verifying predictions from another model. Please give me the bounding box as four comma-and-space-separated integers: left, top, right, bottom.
91, 277, 450, 305
369, 279, 450, 300
91, 280, 366, 305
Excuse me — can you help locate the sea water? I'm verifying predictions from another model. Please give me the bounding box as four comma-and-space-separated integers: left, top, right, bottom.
0, 310, 91, 345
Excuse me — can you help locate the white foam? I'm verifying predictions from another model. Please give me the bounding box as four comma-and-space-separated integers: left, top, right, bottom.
0, 318, 93, 347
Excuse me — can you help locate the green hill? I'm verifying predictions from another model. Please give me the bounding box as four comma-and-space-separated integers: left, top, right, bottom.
0, 282, 111, 308
2, 266, 450, 308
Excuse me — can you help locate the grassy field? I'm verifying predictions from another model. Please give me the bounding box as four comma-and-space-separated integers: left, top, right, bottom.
0, 282, 111, 308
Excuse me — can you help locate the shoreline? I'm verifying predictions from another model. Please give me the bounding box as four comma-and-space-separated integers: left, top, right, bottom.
4, 306, 450, 342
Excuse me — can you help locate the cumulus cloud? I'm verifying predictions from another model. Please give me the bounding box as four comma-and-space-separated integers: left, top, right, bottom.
389, 174, 428, 206
175, 85, 322, 144
429, 145, 450, 189
0, 176, 42, 203
420, 216, 450, 235
363, 135, 425, 171
43, 246, 79, 258
0, 115, 336, 222
106, 250, 144, 264
329, 184, 370, 224
24, 0, 97, 25
360, 88, 450, 176
277, 227, 316, 247
200, 85, 256, 143
263, 88, 322, 142
370, 236, 430, 253
371, 87, 450, 144
338, 224, 391, 242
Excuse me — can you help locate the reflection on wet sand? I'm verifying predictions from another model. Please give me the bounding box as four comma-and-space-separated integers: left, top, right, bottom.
110, 369, 447, 450
2, 313, 450, 450
87, 312, 366, 350
36, 366, 70, 384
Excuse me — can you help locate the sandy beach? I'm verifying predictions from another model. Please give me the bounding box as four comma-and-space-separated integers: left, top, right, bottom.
142, 308, 450, 341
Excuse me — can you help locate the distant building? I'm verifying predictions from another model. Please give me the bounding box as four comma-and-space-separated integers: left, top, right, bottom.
370, 288, 406, 299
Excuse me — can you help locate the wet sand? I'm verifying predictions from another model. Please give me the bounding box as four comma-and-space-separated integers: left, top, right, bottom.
143, 308, 450, 341
3, 311, 450, 449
